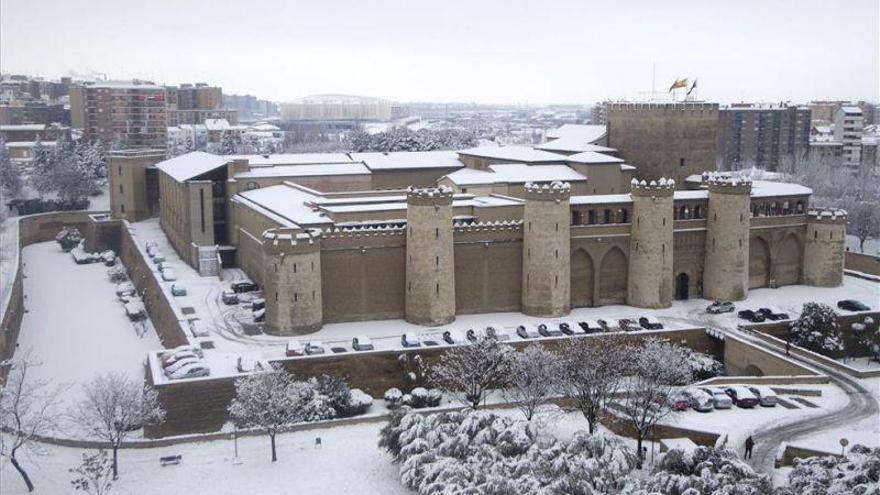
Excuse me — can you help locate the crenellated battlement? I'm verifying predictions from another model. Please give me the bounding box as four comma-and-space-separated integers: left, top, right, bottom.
321, 224, 407, 239
452, 219, 523, 232
705, 173, 752, 194
406, 185, 454, 206
522, 181, 572, 201
630, 177, 675, 197
807, 207, 847, 224
262, 227, 322, 254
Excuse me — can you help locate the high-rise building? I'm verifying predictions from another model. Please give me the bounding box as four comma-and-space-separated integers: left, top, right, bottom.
166, 83, 237, 126
606, 102, 718, 185
69, 80, 167, 148
716, 103, 811, 171
833, 106, 863, 166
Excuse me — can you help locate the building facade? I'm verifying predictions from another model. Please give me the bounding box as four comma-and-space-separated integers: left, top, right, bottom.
833, 106, 864, 166
716, 104, 811, 171
69, 80, 168, 148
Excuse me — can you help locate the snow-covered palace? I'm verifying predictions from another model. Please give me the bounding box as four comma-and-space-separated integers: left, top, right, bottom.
109, 126, 846, 335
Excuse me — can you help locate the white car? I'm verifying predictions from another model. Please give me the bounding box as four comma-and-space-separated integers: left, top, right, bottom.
189, 320, 210, 338
162, 350, 198, 368
167, 363, 210, 380
748, 386, 778, 407
124, 299, 146, 320
285, 340, 305, 357
305, 341, 326, 355
161, 268, 177, 281
699, 387, 733, 409
164, 357, 202, 376
352, 336, 374, 351
115, 281, 136, 298
164, 345, 203, 358
401, 332, 421, 348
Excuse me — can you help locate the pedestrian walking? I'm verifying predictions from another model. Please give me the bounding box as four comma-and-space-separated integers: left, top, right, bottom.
745, 435, 755, 459
785, 338, 791, 356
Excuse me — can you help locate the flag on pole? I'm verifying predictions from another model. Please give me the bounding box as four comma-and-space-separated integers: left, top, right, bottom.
668, 78, 688, 92
686, 79, 698, 96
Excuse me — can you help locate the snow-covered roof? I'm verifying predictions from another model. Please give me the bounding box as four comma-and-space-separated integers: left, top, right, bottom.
79, 80, 163, 90
620, 164, 636, 171
566, 151, 625, 164
545, 124, 607, 142
534, 139, 616, 154
235, 184, 327, 226
457, 146, 567, 163
4, 141, 56, 148
750, 181, 812, 198
0, 124, 46, 131
841, 106, 862, 114
570, 194, 632, 205
249, 123, 281, 131
351, 151, 465, 170
569, 181, 811, 206
155, 151, 229, 182
234, 163, 370, 179
229, 153, 355, 166
204, 119, 231, 131
444, 164, 586, 186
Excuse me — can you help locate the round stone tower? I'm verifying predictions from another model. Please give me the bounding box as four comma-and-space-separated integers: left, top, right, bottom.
261, 228, 323, 335
627, 178, 675, 308
521, 181, 571, 317
405, 186, 456, 326
803, 207, 847, 287
702, 174, 752, 301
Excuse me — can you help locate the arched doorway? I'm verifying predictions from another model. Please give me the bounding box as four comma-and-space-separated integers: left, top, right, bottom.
675, 273, 689, 300
749, 237, 771, 288
775, 234, 802, 286
598, 247, 627, 305
570, 249, 594, 307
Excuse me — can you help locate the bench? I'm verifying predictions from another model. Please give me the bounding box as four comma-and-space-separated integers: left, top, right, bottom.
160, 455, 182, 466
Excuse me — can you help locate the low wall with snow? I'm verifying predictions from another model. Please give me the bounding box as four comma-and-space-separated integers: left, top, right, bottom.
845, 251, 880, 276
723, 333, 819, 377
745, 311, 879, 360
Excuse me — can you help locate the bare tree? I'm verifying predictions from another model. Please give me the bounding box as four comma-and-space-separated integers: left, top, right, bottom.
72, 373, 165, 479
557, 338, 628, 434
430, 337, 512, 410
614, 339, 693, 468
227, 369, 310, 462
0, 355, 66, 492
503, 344, 559, 421
70, 450, 113, 495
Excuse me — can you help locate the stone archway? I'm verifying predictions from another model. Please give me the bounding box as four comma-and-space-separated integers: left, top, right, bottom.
749, 237, 771, 288
570, 249, 595, 307
775, 234, 802, 286
675, 272, 690, 300
598, 247, 627, 305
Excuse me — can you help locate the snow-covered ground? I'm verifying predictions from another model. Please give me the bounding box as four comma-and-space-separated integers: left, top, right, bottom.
846, 234, 880, 256
789, 377, 880, 453
14, 242, 162, 410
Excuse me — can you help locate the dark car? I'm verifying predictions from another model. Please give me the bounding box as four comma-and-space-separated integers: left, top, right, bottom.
619, 318, 640, 332
838, 300, 871, 312
638, 316, 664, 330
737, 310, 766, 323
251, 298, 266, 311
559, 322, 574, 335
757, 308, 790, 321
221, 290, 239, 305
516, 325, 540, 339
707, 300, 735, 314
597, 319, 613, 331
231, 281, 259, 294
537, 324, 563, 337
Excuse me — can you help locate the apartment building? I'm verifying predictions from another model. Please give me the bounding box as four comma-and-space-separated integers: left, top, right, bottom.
69, 80, 168, 149
833, 106, 863, 166
716, 104, 811, 171
166, 83, 237, 126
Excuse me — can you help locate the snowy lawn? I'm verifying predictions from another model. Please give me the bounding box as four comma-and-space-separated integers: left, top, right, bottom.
14, 241, 162, 411
0, 420, 407, 495
788, 377, 880, 453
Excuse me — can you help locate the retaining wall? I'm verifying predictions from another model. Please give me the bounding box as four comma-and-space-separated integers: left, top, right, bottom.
745, 311, 879, 360
845, 251, 880, 276
777, 444, 842, 467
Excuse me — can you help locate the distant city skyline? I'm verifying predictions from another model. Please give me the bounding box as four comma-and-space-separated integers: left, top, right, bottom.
1, 0, 877, 105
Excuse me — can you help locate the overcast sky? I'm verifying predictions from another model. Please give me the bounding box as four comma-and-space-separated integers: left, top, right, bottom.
1, 0, 877, 104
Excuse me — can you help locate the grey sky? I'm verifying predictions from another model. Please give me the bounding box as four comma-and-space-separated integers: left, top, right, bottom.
1, 0, 877, 104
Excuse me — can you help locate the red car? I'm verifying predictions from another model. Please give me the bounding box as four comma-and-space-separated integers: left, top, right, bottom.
725, 386, 759, 408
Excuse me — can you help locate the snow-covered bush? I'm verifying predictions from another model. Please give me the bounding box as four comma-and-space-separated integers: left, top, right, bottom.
784, 444, 879, 495
425, 388, 442, 407
621, 445, 774, 494
344, 389, 373, 416
379, 410, 638, 494
107, 265, 127, 283
789, 302, 844, 355
401, 394, 413, 407
409, 387, 429, 408
384, 388, 404, 409
680, 347, 724, 381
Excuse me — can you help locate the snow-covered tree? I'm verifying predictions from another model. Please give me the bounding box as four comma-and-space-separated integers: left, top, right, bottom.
615, 339, 694, 468
70, 450, 114, 495
29, 138, 55, 199
783, 444, 879, 495
557, 338, 628, 433
0, 137, 23, 199
72, 373, 165, 479
219, 132, 239, 155
348, 127, 477, 152
789, 302, 844, 355
846, 200, 880, 254
0, 354, 66, 492
854, 317, 880, 362
228, 370, 310, 462
621, 445, 774, 494
430, 336, 513, 409
504, 344, 559, 421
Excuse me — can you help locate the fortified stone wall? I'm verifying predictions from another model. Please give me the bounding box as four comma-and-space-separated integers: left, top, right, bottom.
521, 182, 571, 316
803, 208, 847, 287
262, 228, 323, 335
453, 222, 523, 314
703, 176, 752, 300
845, 251, 880, 276
628, 178, 675, 308
405, 187, 456, 325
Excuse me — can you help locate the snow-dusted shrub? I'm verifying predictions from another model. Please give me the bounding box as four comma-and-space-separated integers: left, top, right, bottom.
409, 387, 429, 408
621, 445, 774, 495
784, 444, 880, 495
789, 303, 844, 355
384, 388, 404, 409
344, 389, 373, 416
379, 410, 637, 494
425, 389, 442, 407
680, 347, 724, 381
401, 394, 413, 407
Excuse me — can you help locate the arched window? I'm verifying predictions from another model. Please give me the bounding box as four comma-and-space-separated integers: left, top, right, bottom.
603, 209, 612, 224
694, 205, 702, 219
588, 210, 596, 225
572, 210, 582, 225
796, 201, 804, 214
770, 202, 778, 215
620, 209, 628, 223
679, 205, 687, 220
782, 201, 791, 215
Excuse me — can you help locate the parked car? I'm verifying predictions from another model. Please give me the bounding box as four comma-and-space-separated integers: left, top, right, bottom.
305, 341, 326, 355
580, 320, 604, 333
251, 298, 266, 311
537, 323, 563, 337
487, 326, 512, 341
699, 387, 733, 409
725, 386, 759, 408
442, 329, 466, 345
516, 325, 540, 339
757, 307, 789, 321
253, 308, 265, 323
667, 392, 692, 411
124, 300, 146, 321
748, 386, 778, 407
221, 290, 240, 305
189, 319, 210, 338
466, 328, 488, 342
231, 281, 259, 294
838, 300, 871, 312
618, 318, 640, 332
167, 363, 210, 380
352, 336, 374, 351
151, 252, 165, 264
164, 357, 202, 376
737, 309, 766, 323
558, 322, 574, 335
401, 332, 422, 348
638, 316, 664, 330
115, 281, 136, 298
161, 350, 198, 368
597, 319, 613, 331
681, 388, 714, 412
707, 300, 735, 314
170, 284, 187, 297
162, 345, 204, 359
286, 340, 305, 357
